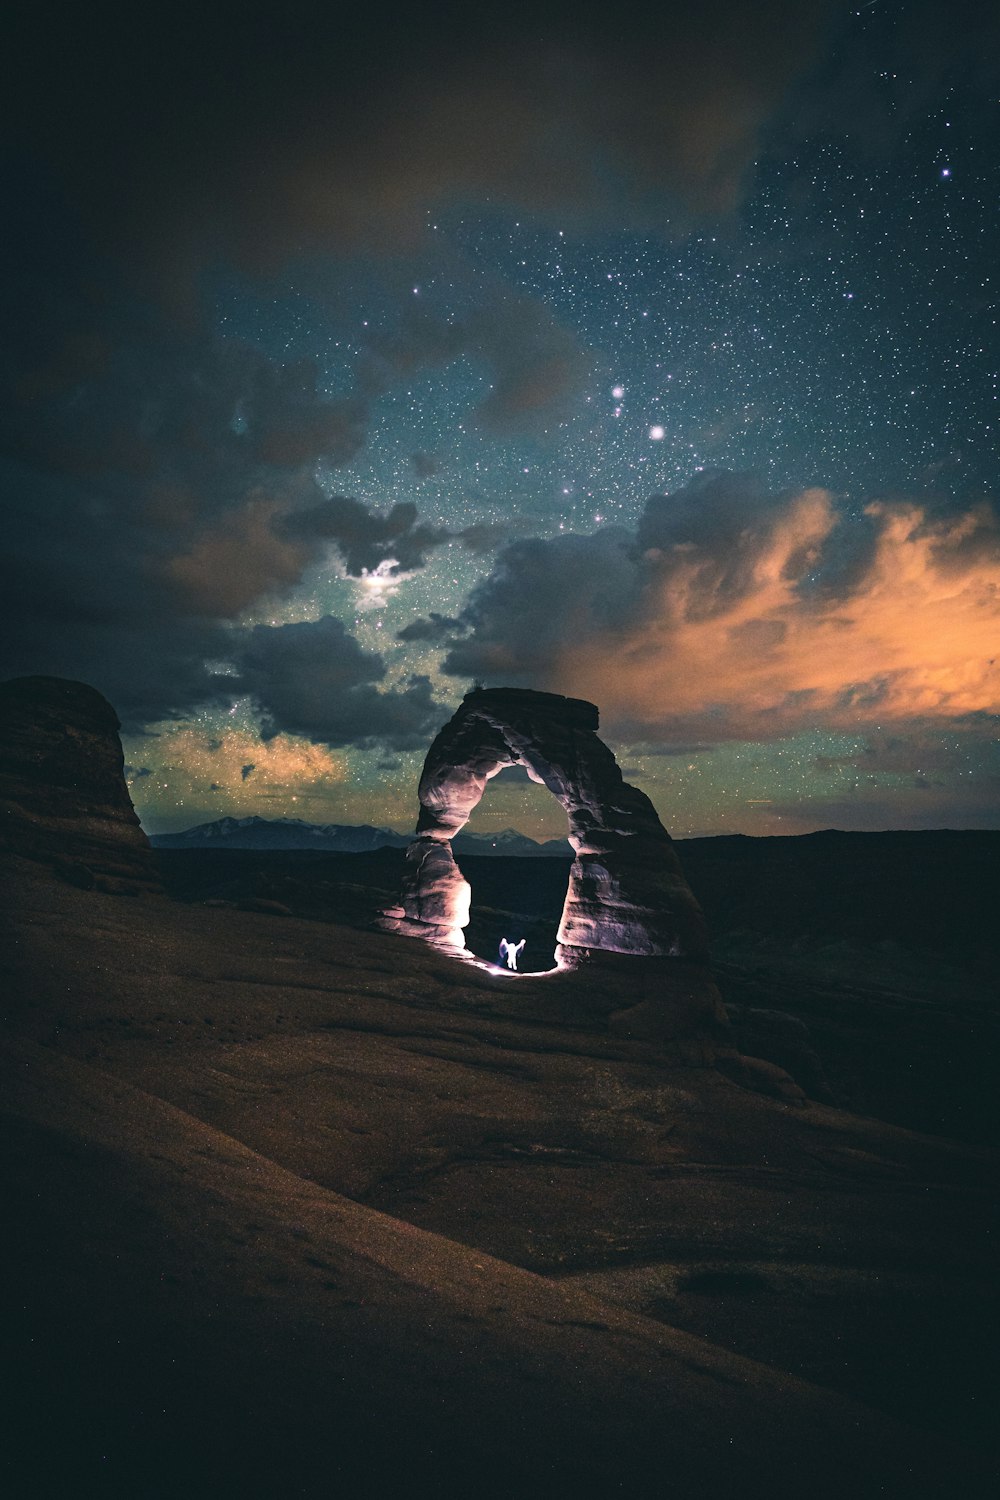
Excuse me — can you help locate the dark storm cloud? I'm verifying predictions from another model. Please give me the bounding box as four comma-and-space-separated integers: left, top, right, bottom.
4, 319, 370, 521
443, 527, 641, 684
244, 363, 369, 470
2, 2, 838, 281
396, 613, 465, 644
278, 496, 450, 578
277, 496, 512, 580
454, 524, 511, 555
442, 471, 1000, 743
0, 453, 235, 723
233, 616, 444, 751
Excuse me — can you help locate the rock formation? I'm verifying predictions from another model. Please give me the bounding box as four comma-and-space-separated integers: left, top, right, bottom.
0, 675, 161, 894
379, 687, 708, 966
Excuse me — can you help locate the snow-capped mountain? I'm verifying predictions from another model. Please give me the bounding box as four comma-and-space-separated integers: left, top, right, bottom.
148, 817, 410, 852
148, 816, 572, 856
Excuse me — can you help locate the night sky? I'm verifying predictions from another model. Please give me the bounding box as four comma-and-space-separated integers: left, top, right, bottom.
2, 0, 997, 839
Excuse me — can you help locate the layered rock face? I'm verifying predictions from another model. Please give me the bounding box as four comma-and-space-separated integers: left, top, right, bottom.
0, 676, 161, 894
380, 687, 707, 964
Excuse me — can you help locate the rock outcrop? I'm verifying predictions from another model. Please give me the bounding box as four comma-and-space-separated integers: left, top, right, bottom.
379, 687, 708, 965
0, 675, 161, 894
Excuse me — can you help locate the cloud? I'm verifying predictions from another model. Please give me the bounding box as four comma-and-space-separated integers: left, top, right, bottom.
164, 495, 319, 617
278, 496, 450, 578
444, 526, 641, 683
396, 613, 464, 643
443, 472, 1000, 743
5, 4, 836, 284
0, 455, 452, 749
454, 524, 511, 555
245, 363, 368, 468
232, 615, 445, 750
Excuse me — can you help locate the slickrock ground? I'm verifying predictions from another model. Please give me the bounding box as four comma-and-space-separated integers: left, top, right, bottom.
2, 855, 996, 1498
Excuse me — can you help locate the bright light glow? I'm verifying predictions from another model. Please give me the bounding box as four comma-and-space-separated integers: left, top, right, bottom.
649, 425, 665, 440
611, 385, 624, 399
460, 954, 561, 978
357, 557, 401, 608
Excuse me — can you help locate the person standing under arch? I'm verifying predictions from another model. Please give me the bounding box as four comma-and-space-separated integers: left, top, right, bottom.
499, 937, 525, 971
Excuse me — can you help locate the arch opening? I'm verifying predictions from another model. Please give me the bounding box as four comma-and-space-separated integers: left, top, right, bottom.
378, 687, 708, 969
456, 771, 573, 973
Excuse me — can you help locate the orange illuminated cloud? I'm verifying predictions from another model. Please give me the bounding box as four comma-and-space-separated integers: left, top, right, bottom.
556, 493, 1000, 740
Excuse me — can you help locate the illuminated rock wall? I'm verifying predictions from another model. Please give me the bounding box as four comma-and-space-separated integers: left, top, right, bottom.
379, 687, 707, 964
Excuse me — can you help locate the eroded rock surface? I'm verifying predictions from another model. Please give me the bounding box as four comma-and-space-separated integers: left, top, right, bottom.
0, 675, 161, 893
380, 686, 708, 965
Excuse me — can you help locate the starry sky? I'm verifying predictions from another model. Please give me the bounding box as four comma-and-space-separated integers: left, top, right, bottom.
2, 0, 998, 839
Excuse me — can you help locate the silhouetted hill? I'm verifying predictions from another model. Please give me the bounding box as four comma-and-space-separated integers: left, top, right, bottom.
678, 829, 1000, 970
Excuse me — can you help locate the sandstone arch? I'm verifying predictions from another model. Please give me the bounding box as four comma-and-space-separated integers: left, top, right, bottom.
379, 687, 707, 966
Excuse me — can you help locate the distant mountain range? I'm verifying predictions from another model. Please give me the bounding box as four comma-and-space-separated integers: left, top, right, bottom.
148, 815, 573, 857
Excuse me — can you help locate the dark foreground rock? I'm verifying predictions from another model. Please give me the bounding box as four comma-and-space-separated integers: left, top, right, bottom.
0, 675, 161, 894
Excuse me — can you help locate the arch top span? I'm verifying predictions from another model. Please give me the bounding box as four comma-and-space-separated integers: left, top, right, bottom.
378, 687, 708, 966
